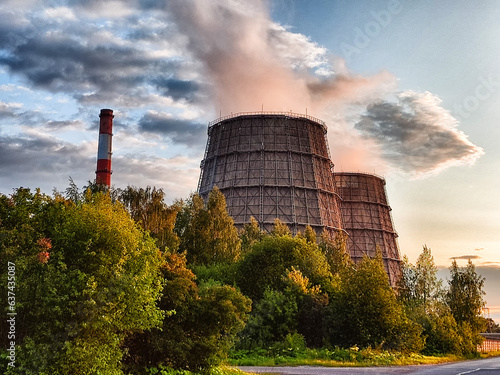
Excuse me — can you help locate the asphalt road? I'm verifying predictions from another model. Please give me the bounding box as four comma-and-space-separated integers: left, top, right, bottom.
238, 355, 500, 374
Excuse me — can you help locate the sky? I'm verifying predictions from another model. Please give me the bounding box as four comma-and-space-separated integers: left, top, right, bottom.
0, 0, 499, 321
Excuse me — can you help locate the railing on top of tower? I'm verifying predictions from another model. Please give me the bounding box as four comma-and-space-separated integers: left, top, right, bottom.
208, 111, 327, 129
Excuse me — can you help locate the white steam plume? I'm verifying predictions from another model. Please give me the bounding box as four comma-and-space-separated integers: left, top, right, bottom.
167, 0, 483, 176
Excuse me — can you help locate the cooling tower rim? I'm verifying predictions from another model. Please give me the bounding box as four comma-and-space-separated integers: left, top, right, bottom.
208, 111, 326, 129
333, 171, 387, 184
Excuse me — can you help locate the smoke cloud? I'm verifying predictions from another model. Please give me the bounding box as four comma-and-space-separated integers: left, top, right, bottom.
167, 0, 483, 176
0, 0, 485, 194
355, 91, 484, 176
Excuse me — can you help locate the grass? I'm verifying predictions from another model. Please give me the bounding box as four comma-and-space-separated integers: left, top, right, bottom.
144, 349, 500, 374
145, 365, 250, 375
227, 347, 500, 368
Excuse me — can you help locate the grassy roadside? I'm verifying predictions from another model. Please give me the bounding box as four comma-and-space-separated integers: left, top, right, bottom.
144, 351, 500, 375
226, 348, 500, 368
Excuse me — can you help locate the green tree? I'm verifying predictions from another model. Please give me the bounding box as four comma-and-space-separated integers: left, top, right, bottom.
177, 187, 241, 266
240, 216, 263, 254
318, 230, 352, 277
398, 246, 445, 319
120, 185, 180, 251
236, 234, 332, 301
284, 268, 329, 348
422, 313, 462, 354
446, 259, 486, 351
237, 288, 298, 350
415, 246, 442, 310
271, 218, 291, 237
125, 253, 251, 372
326, 251, 423, 352
304, 225, 317, 244
0, 189, 164, 374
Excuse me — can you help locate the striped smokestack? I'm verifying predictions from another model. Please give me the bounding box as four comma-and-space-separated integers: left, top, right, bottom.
95, 108, 114, 186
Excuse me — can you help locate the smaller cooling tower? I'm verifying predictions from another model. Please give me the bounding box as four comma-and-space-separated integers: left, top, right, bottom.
334, 172, 401, 285
198, 112, 343, 236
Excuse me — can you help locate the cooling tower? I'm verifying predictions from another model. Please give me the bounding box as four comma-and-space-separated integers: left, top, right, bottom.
334, 172, 401, 285
198, 112, 342, 235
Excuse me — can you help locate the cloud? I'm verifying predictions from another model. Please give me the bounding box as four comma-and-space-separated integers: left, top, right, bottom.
138, 111, 206, 146
0, 0, 486, 197
450, 255, 481, 260
153, 78, 200, 102
0, 101, 21, 118
166, 0, 482, 176
0, 3, 187, 108
0, 132, 96, 195
354, 91, 484, 176
112, 154, 200, 202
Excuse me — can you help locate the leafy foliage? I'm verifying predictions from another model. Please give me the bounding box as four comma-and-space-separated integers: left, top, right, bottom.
0, 189, 164, 374
120, 185, 181, 252
445, 260, 486, 351
176, 188, 241, 266
235, 233, 332, 301
2, 182, 492, 373
124, 252, 251, 372
326, 251, 424, 352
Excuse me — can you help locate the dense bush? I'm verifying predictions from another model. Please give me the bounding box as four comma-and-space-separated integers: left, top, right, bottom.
235, 233, 332, 301
325, 252, 424, 352
1, 184, 489, 372
0, 189, 164, 374
124, 253, 251, 372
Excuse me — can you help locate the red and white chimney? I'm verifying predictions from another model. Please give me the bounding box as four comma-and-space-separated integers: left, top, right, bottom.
95, 109, 113, 186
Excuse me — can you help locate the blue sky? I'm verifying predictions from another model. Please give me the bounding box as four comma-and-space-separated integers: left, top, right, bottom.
0, 0, 499, 321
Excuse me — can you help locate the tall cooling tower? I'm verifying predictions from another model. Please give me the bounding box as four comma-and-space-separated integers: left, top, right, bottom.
334, 172, 401, 285
198, 112, 342, 235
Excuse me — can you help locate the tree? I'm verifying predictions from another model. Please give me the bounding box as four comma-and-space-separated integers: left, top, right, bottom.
415, 246, 442, 310
119, 185, 180, 251
124, 253, 251, 372
304, 225, 317, 244
398, 246, 444, 319
240, 216, 263, 254
176, 188, 241, 266
237, 288, 298, 350
0, 189, 164, 374
326, 251, 423, 352
446, 259, 486, 351
318, 230, 352, 277
271, 218, 291, 237
236, 234, 333, 301
446, 260, 485, 326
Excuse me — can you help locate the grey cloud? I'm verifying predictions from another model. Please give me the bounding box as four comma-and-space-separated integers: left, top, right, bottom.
0, 8, 183, 108
44, 120, 86, 130
139, 112, 206, 146
0, 102, 19, 119
0, 135, 88, 170
0, 133, 95, 195
153, 78, 200, 102
355, 91, 484, 175
1, 38, 146, 90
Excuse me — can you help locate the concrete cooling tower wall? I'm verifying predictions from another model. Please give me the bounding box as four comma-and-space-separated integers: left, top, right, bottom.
333, 172, 402, 285
197, 112, 343, 236
197, 113, 402, 286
